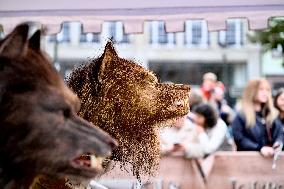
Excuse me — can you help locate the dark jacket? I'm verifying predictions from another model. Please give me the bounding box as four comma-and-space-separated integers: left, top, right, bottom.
232, 112, 283, 151
276, 116, 284, 149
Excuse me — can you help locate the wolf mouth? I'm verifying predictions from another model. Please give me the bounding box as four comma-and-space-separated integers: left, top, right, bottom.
167, 98, 189, 112
71, 153, 106, 172
174, 98, 189, 108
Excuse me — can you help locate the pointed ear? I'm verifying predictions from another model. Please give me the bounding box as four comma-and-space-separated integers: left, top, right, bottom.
0, 24, 29, 57
104, 40, 117, 57
28, 30, 41, 51
98, 41, 118, 82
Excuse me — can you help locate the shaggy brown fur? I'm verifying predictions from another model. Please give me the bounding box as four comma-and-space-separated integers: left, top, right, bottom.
0, 24, 117, 189
67, 41, 190, 179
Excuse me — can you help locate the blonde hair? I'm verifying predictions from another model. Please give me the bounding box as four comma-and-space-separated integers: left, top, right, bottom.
203, 72, 217, 82
241, 78, 276, 128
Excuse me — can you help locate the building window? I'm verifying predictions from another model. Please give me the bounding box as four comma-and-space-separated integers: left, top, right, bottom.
149, 21, 176, 45
105, 22, 129, 43
185, 20, 209, 47
219, 19, 244, 47
0, 26, 4, 40
226, 21, 236, 45
47, 35, 56, 42
192, 21, 202, 44
57, 23, 70, 43
80, 26, 100, 43
48, 23, 70, 43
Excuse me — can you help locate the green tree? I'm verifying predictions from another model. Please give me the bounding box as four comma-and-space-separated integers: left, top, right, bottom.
248, 17, 284, 64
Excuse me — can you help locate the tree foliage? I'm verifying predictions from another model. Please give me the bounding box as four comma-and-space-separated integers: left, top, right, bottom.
248, 18, 284, 53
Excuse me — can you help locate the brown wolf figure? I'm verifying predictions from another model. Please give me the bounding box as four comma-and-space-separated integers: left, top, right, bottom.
67, 41, 190, 179
0, 24, 117, 188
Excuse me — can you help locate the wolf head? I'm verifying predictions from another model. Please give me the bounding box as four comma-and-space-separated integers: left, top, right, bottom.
0, 24, 117, 187
67, 41, 190, 178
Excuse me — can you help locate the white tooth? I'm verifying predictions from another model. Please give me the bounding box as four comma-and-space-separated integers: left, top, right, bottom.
90, 155, 97, 168
80, 161, 84, 166
97, 157, 104, 164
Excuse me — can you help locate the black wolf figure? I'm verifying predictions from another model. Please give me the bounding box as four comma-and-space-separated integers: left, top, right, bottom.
0, 24, 117, 189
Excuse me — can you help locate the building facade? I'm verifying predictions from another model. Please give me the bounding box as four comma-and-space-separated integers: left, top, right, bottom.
42, 19, 263, 105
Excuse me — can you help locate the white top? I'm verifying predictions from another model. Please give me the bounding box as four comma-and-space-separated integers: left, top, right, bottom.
184, 118, 228, 158
160, 118, 196, 154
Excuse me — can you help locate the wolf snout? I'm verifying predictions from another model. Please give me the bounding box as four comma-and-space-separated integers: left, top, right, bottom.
73, 116, 118, 149
174, 100, 184, 108
107, 138, 118, 149
174, 98, 189, 108
172, 84, 190, 91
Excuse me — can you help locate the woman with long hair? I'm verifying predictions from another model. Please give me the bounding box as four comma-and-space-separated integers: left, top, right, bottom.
274, 88, 284, 123
232, 78, 283, 157
273, 88, 284, 148
170, 103, 231, 158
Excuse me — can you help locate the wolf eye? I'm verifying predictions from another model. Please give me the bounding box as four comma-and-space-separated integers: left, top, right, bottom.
62, 108, 71, 118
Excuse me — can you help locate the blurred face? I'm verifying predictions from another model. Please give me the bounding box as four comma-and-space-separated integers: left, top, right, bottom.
194, 113, 205, 127
172, 116, 186, 129
276, 93, 284, 112
203, 79, 215, 90
255, 81, 270, 104
213, 87, 224, 101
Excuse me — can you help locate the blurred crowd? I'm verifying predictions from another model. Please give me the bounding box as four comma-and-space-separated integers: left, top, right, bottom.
160, 72, 284, 159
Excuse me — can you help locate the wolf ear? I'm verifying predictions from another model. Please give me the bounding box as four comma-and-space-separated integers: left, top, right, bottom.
28, 30, 41, 51
0, 24, 29, 57
103, 40, 117, 57
98, 41, 118, 82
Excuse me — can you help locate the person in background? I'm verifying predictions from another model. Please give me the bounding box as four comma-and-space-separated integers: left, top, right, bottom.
172, 103, 231, 158
160, 81, 198, 155
160, 116, 195, 155
160, 91, 204, 156
209, 81, 235, 126
232, 78, 283, 157
189, 89, 204, 110
200, 72, 217, 101
273, 88, 284, 149
274, 88, 284, 123
187, 89, 204, 121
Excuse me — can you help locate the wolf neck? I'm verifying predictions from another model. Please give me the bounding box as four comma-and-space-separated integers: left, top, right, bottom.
0, 174, 73, 189
0, 168, 50, 189
0, 175, 33, 189
0, 166, 16, 189
0, 173, 12, 189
